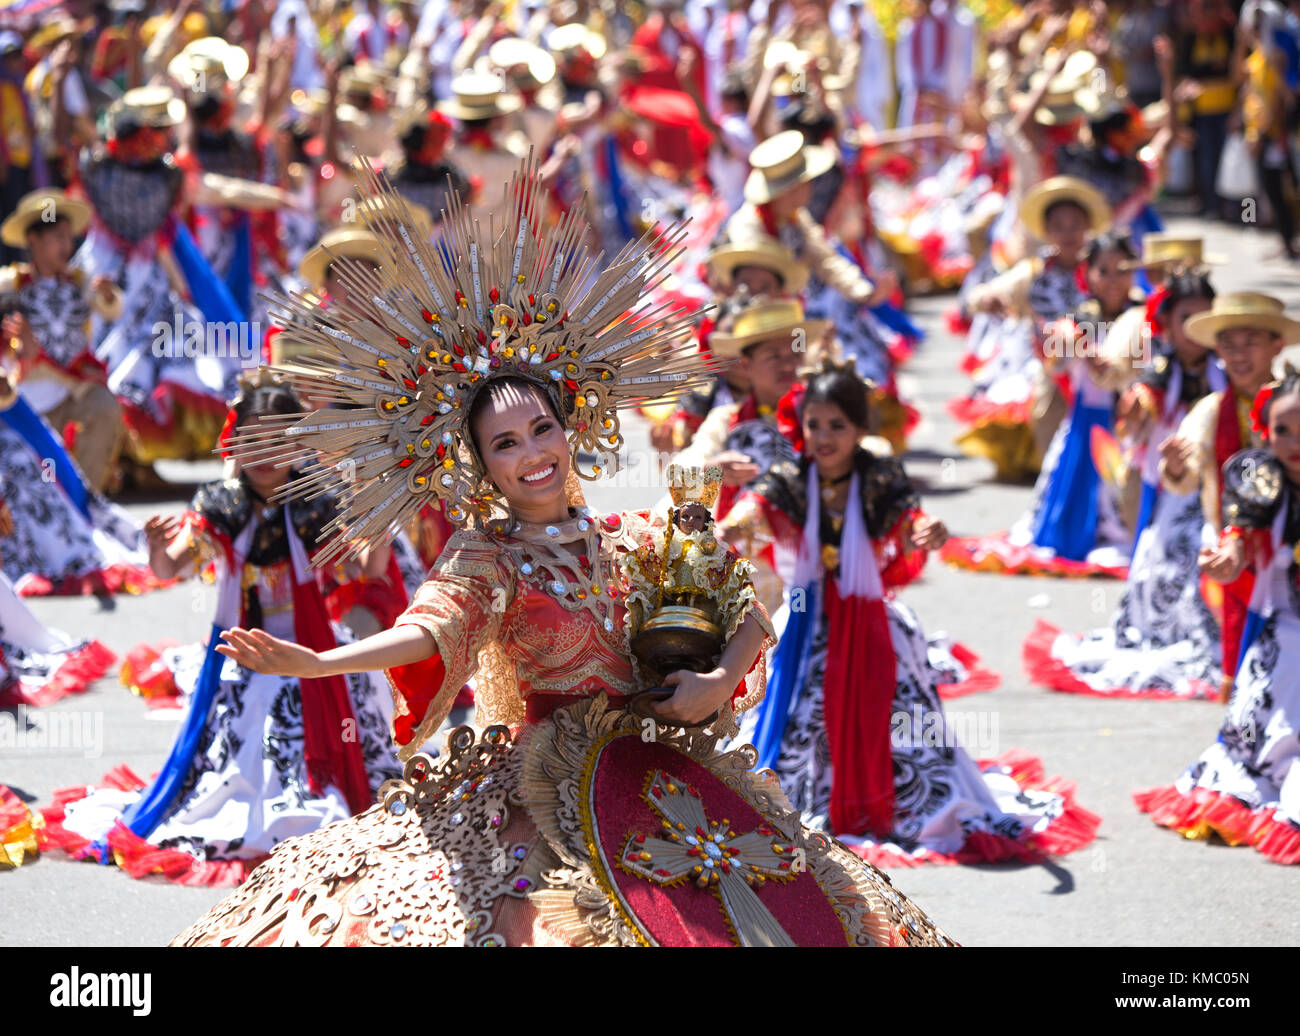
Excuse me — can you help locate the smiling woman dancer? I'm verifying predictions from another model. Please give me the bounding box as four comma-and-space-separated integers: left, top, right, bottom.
171, 160, 955, 947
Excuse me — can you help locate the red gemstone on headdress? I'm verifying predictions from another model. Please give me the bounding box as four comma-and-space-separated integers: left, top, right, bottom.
452, 342, 464, 357
402, 377, 416, 390
489, 287, 500, 303
527, 294, 536, 306
398, 458, 414, 468
417, 364, 427, 376
453, 362, 467, 373
436, 444, 446, 458
476, 330, 486, 345
422, 309, 434, 323
455, 291, 465, 303
397, 336, 410, 347
521, 313, 531, 325
563, 379, 579, 392
546, 352, 560, 362
420, 415, 434, 426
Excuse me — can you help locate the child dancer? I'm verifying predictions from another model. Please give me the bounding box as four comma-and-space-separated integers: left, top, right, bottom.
1137, 357, 1300, 864
39, 380, 401, 885
946, 229, 1138, 576
1025, 269, 1226, 699
722, 362, 1099, 867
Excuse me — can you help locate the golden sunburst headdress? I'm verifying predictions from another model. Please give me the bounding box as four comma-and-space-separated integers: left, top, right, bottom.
227, 155, 720, 565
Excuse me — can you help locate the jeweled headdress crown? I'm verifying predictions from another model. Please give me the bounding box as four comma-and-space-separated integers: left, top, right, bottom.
666, 464, 723, 509
228, 155, 719, 565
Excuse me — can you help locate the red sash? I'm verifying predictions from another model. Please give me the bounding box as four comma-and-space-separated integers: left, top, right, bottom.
1212, 390, 1255, 677
822, 577, 897, 835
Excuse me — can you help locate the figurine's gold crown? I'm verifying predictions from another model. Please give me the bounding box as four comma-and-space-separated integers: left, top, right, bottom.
667, 464, 723, 509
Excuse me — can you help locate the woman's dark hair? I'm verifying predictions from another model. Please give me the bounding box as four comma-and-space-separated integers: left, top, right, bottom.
1160, 268, 1216, 316
801, 365, 873, 431
231, 382, 303, 428
466, 375, 566, 454
1085, 230, 1138, 266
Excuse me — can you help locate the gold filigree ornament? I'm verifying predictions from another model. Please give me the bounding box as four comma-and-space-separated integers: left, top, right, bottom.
226, 153, 722, 566
172, 700, 956, 946
518, 696, 958, 947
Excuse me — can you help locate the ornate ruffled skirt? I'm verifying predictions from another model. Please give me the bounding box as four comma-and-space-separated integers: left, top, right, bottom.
0, 570, 116, 708
1024, 488, 1221, 700
0, 423, 162, 597
1135, 604, 1300, 864
943, 399, 1131, 578
34, 622, 401, 887
737, 598, 1100, 869
172, 696, 956, 947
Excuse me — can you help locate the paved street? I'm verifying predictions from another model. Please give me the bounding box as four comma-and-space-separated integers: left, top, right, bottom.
3, 212, 1298, 947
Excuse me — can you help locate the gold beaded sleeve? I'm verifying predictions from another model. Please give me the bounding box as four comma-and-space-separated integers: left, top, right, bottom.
386, 528, 518, 759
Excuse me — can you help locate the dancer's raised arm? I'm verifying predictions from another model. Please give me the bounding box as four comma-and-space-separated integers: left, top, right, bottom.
217, 624, 435, 678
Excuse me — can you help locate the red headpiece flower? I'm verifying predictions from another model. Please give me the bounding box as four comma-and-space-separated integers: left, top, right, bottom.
1250, 382, 1277, 439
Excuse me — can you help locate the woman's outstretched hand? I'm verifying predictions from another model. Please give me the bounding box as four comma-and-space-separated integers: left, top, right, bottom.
217, 627, 323, 678
651, 668, 735, 726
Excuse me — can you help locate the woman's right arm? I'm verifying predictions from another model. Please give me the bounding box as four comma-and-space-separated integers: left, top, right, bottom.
217, 623, 435, 677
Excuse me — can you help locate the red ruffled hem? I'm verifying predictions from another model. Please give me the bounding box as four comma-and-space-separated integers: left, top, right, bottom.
887, 336, 916, 368
935, 640, 1001, 699
1134, 784, 1300, 864
1022, 620, 1218, 701
946, 396, 1032, 429
848, 748, 1100, 867
15, 563, 173, 598
946, 306, 973, 337
1, 783, 40, 867
35, 766, 263, 887
0, 640, 117, 708
940, 535, 1129, 579
119, 640, 183, 704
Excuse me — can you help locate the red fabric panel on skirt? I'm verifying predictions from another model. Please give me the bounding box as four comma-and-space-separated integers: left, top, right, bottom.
291, 578, 371, 814
821, 579, 897, 837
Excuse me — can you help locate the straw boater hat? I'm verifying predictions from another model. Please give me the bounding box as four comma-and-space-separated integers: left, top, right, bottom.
1123, 233, 1226, 272
743, 130, 836, 205
1184, 293, 1300, 349
340, 64, 393, 103
437, 72, 522, 122
1, 189, 90, 249
488, 38, 557, 89
763, 41, 852, 98
26, 18, 79, 56
549, 23, 608, 60
707, 235, 809, 294
298, 227, 384, 293
708, 296, 830, 358
109, 86, 187, 135
167, 36, 249, 92
1025, 51, 1098, 126
1020, 175, 1112, 241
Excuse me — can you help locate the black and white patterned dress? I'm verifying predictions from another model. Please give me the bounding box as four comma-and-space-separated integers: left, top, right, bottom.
61, 477, 402, 865
734, 453, 1096, 865
1138, 461, 1300, 862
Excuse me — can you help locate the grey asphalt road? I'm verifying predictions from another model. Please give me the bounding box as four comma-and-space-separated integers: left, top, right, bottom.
2, 213, 1298, 947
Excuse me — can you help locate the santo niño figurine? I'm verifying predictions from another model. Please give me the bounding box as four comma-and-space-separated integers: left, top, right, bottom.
624, 464, 762, 682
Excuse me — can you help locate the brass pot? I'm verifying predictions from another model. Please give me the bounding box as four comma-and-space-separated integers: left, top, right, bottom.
631, 604, 724, 675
